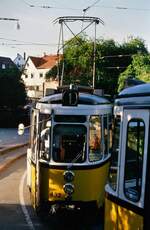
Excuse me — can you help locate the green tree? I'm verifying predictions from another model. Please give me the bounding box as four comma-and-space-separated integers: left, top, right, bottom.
0, 67, 27, 109
46, 36, 148, 96
118, 54, 150, 92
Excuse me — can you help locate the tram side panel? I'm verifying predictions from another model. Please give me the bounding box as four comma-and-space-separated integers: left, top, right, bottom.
104, 107, 147, 230
104, 83, 150, 230
105, 196, 143, 230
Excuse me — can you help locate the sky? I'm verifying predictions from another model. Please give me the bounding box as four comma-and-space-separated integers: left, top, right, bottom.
0, 0, 150, 60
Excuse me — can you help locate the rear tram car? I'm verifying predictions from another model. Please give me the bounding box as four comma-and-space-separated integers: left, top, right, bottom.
26, 85, 112, 212
105, 83, 150, 230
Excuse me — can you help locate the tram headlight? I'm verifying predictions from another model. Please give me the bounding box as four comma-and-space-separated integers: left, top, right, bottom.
63, 183, 74, 195
63, 171, 75, 182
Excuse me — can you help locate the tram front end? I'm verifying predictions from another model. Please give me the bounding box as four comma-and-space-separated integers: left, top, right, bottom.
27, 87, 112, 212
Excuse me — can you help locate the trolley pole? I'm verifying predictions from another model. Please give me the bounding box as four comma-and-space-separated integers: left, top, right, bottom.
54, 16, 104, 88
92, 20, 97, 89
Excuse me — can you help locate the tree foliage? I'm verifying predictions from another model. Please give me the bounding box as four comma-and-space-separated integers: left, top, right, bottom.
118, 54, 150, 92
46, 35, 148, 96
0, 67, 27, 109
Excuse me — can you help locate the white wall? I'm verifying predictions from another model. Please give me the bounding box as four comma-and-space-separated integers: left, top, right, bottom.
21, 58, 45, 86
21, 57, 58, 99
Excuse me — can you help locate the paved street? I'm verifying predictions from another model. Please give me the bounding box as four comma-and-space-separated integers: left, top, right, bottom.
0, 156, 42, 230
0, 151, 103, 230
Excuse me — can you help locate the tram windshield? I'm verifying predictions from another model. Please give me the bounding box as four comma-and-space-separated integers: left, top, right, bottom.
53, 125, 86, 163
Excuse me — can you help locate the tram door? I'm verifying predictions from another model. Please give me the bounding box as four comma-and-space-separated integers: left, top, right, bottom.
117, 109, 149, 229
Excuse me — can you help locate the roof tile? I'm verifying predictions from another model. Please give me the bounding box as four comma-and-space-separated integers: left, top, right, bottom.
30, 55, 61, 69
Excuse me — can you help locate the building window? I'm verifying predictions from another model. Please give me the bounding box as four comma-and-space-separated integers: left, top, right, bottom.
124, 119, 145, 202
40, 73, 43, 78
28, 86, 34, 90
31, 73, 34, 78
25, 75, 28, 78
2, 64, 6, 69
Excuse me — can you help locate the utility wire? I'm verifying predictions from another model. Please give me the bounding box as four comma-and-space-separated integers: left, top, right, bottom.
93, 5, 150, 11
0, 37, 59, 46
23, 0, 81, 11
0, 43, 57, 46
22, 1, 150, 12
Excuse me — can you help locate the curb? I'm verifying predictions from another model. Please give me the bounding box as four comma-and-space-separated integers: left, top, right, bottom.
0, 152, 26, 173
0, 143, 29, 156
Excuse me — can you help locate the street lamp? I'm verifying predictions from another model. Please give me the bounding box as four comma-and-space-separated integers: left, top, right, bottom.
0, 17, 20, 29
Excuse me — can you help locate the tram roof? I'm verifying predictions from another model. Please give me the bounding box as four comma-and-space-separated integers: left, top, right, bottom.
115, 83, 150, 106
38, 92, 110, 105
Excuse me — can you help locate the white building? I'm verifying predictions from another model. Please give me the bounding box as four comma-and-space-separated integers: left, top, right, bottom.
21, 54, 59, 99
13, 53, 26, 70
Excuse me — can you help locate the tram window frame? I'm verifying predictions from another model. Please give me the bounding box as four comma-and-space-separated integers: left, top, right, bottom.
30, 111, 37, 162
52, 124, 87, 163
108, 115, 121, 191
54, 115, 86, 123
89, 115, 103, 162
124, 118, 145, 202
39, 114, 51, 161
103, 115, 112, 157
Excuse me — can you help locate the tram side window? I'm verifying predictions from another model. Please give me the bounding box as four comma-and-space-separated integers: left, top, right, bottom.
108, 115, 121, 191
39, 114, 51, 160
89, 115, 102, 162
104, 115, 112, 157
53, 125, 86, 163
124, 119, 145, 202
30, 112, 37, 161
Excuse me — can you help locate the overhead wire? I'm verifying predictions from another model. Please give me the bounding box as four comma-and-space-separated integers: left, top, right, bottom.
83, 0, 101, 13
22, 1, 150, 12
0, 37, 58, 46
22, 0, 81, 11
0, 43, 57, 46
95, 5, 150, 11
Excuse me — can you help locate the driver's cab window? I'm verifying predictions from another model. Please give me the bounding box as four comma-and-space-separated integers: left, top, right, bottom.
53, 124, 86, 163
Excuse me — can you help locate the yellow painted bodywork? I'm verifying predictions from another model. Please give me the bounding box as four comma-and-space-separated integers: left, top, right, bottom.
31, 164, 36, 208
31, 161, 109, 208
105, 197, 143, 230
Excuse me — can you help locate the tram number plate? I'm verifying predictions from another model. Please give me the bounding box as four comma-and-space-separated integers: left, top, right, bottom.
50, 192, 63, 198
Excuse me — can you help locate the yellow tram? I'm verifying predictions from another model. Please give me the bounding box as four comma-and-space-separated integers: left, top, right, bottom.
24, 85, 112, 213
105, 83, 150, 230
